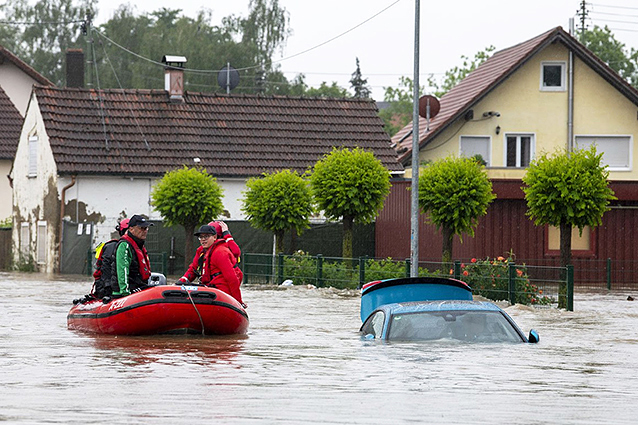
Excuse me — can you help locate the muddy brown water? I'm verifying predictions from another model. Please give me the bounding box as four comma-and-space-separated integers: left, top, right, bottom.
1, 271, 637, 424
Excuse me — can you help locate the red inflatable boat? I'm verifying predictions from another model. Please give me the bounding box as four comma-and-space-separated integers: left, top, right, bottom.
67, 285, 249, 336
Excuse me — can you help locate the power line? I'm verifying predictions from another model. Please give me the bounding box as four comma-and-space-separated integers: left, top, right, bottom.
590, 2, 638, 11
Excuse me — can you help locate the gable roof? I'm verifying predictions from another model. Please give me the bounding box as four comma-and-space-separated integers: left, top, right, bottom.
33, 86, 403, 177
0, 86, 23, 160
0, 45, 54, 86
393, 26, 638, 165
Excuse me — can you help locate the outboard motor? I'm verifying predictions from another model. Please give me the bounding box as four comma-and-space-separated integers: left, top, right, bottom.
149, 272, 167, 286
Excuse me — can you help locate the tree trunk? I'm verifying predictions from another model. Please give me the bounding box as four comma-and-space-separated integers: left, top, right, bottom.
342, 215, 354, 260
441, 225, 454, 264
275, 229, 285, 254
559, 221, 572, 309
184, 222, 196, 269
289, 226, 297, 254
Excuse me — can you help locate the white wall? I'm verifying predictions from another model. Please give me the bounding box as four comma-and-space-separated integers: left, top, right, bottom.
0, 61, 38, 116
61, 175, 249, 248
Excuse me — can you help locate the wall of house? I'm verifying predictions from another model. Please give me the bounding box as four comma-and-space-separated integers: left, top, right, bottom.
0, 61, 36, 116
415, 43, 638, 182
0, 160, 11, 221
11, 95, 59, 273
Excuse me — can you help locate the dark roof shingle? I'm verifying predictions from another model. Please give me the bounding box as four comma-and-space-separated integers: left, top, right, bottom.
34, 86, 403, 177
0, 86, 22, 160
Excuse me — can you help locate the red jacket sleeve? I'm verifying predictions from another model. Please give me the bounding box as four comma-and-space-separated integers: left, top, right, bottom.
222, 232, 241, 259
182, 246, 205, 282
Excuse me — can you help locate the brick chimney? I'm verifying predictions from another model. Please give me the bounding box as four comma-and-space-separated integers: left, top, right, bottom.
161, 55, 187, 103
66, 49, 84, 88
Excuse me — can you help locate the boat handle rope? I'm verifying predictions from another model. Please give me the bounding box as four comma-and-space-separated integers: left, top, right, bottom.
185, 290, 205, 336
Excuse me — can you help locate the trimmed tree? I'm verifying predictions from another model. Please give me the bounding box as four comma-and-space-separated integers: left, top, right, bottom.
310, 147, 391, 260
418, 156, 495, 263
241, 169, 313, 254
522, 146, 616, 306
151, 166, 224, 267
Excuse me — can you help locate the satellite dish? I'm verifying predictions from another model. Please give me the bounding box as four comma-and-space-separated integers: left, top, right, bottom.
418, 95, 440, 119
218, 65, 240, 93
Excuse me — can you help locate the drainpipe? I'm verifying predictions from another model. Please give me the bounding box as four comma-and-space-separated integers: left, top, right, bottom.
58, 175, 76, 273
568, 19, 575, 153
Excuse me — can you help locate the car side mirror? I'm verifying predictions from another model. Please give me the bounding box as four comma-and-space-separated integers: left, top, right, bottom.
528, 329, 540, 343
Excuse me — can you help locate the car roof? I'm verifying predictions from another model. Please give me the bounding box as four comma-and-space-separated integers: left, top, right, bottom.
380, 300, 504, 315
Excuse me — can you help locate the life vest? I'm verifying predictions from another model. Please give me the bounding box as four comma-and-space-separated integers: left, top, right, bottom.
112, 233, 152, 291
92, 239, 118, 298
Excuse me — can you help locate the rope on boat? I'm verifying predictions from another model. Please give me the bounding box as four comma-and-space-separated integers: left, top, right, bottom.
186, 290, 206, 336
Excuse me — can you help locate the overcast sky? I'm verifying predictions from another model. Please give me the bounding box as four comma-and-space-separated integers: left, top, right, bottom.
95, 0, 638, 100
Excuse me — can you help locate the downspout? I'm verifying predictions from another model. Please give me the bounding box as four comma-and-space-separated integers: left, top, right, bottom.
568, 19, 575, 153
58, 175, 76, 273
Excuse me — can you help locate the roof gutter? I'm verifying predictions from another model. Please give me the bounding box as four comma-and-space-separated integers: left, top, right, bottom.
58, 175, 76, 273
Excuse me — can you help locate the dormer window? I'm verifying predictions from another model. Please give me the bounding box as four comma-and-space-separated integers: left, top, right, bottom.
540, 62, 566, 91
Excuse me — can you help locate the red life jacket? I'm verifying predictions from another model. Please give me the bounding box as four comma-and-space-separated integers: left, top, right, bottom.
119, 233, 152, 282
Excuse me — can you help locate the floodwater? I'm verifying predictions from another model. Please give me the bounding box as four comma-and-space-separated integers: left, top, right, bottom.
1, 271, 637, 424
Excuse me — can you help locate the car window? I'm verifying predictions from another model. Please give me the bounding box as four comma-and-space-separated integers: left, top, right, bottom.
388, 310, 523, 342
361, 311, 385, 339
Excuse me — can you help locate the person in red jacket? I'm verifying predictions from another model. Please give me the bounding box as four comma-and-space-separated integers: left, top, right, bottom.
178, 225, 245, 307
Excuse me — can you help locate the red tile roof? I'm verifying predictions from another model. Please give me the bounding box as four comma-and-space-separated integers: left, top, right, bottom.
0, 45, 54, 87
0, 86, 22, 160
34, 86, 403, 177
393, 26, 638, 165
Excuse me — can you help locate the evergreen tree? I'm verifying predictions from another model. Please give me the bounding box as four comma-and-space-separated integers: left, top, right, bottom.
350, 57, 371, 99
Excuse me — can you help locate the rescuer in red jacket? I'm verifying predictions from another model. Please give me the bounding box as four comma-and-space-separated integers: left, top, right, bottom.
178, 224, 245, 307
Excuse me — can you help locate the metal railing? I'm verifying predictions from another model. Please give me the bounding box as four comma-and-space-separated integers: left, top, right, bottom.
241, 253, 574, 311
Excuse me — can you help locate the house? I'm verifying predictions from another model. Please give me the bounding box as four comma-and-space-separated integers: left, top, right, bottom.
376, 27, 638, 283
11, 59, 403, 273
0, 45, 53, 223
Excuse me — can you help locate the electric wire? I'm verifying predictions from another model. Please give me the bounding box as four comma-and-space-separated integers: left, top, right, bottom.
90, 34, 110, 151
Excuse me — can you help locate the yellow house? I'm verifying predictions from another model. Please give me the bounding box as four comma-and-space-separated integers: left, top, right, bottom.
377, 27, 638, 284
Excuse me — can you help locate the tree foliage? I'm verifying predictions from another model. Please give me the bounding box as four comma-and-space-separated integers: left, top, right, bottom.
242, 170, 313, 254
581, 25, 638, 88
0, 0, 97, 87
418, 156, 495, 263
151, 166, 224, 265
378, 76, 425, 137
309, 147, 391, 259
522, 146, 616, 265
350, 57, 371, 98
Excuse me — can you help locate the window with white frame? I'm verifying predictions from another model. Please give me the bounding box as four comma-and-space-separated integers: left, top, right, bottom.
460, 136, 490, 166
20, 222, 29, 258
540, 62, 566, 91
37, 221, 47, 264
505, 134, 534, 167
575, 135, 632, 170
28, 136, 38, 177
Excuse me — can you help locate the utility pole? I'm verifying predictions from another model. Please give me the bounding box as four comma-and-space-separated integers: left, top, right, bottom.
83, 14, 93, 88
410, 0, 420, 277
576, 0, 588, 41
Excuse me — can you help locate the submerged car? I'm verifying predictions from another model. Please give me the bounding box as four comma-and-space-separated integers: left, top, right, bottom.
360, 277, 539, 343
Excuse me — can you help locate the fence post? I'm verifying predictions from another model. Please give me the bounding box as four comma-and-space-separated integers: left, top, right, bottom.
567, 264, 574, 311
359, 256, 367, 288
87, 250, 93, 276
405, 258, 411, 277
453, 261, 461, 280
278, 253, 284, 284
606, 258, 612, 290
508, 262, 516, 305
316, 254, 323, 287
162, 252, 168, 276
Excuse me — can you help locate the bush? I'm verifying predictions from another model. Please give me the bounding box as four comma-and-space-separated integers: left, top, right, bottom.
458, 255, 553, 305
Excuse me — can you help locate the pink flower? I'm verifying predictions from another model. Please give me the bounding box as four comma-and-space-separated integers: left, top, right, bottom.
471, 258, 477, 263
497, 256, 505, 261
462, 270, 469, 276
516, 269, 523, 277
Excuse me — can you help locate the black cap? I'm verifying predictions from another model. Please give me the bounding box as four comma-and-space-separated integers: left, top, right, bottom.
128, 215, 154, 228
194, 225, 216, 236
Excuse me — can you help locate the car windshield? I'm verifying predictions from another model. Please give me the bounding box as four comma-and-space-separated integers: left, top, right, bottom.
387, 310, 523, 342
